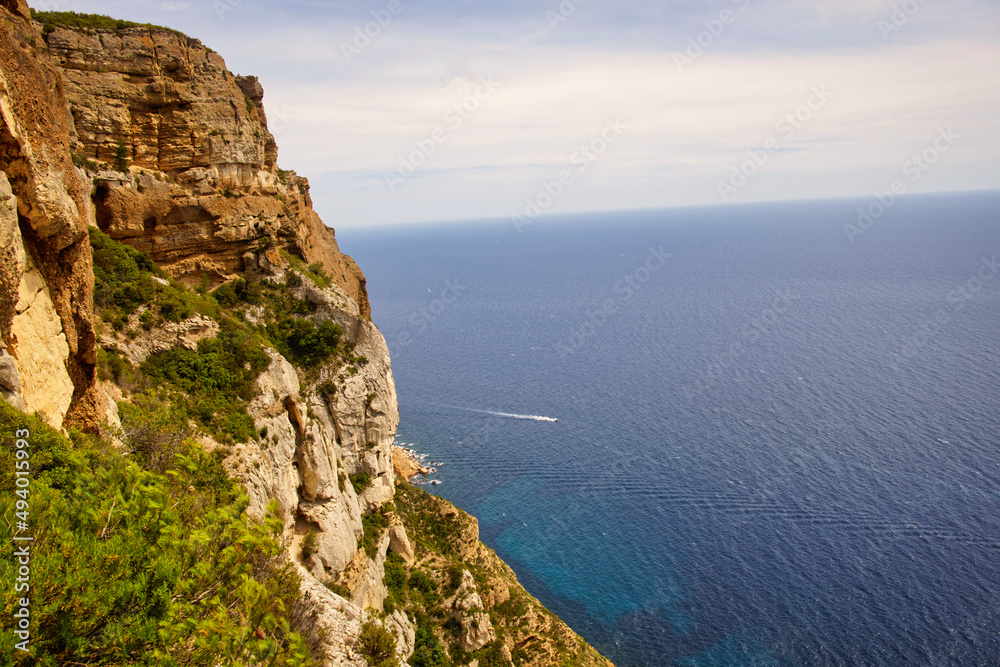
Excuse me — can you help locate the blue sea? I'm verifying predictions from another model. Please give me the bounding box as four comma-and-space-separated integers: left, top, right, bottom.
340, 191, 1000, 667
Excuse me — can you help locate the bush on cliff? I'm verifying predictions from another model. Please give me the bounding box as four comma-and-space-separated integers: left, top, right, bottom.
0, 401, 323, 666
267, 316, 343, 368
357, 620, 398, 667
90, 229, 219, 329
140, 319, 269, 443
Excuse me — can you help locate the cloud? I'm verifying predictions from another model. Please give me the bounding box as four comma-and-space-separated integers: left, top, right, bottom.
64, 0, 1000, 226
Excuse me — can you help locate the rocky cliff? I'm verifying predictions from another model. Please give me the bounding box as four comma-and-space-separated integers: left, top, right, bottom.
43, 16, 369, 315
0, 4, 101, 431
0, 6, 613, 667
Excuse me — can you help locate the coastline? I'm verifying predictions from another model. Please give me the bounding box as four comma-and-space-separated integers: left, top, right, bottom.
392, 444, 432, 483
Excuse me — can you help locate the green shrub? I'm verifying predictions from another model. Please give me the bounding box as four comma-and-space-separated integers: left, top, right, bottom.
97, 346, 135, 385
90, 229, 219, 329
31, 10, 187, 38
0, 401, 321, 666
357, 620, 398, 667
408, 570, 438, 598
409, 619, 449, 667
472, 642, 510, 667
361, 506, 390, 559
139, 320, 269, 443
493, 594, 528, 622
384, 553, 407, 606
114, 138, 129, 172
302, 530, 319, 559
350, 471, 372, 495
90, 227, 156, 315
117, 395, 192, 473
212, 277, 262, 307
267, 316, 343, 368
306, 262, 332, 288
157, 290, 194, 322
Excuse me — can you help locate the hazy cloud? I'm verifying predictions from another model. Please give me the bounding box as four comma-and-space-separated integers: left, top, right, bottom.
64, 0, 1000, 226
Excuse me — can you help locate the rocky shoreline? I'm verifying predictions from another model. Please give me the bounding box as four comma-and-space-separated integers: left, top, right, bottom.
392, 444, 433, 483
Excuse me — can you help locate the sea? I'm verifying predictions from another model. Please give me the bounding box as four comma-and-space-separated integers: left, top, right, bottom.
339, 191, 1000, 667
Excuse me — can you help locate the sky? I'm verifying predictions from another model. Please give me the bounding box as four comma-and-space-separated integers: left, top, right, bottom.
41, 0, 1000, 227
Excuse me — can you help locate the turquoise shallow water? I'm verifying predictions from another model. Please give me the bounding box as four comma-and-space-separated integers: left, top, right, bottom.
341, 192, 1000, 666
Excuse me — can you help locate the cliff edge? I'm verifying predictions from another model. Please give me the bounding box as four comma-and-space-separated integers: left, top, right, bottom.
0, 6, 614, 667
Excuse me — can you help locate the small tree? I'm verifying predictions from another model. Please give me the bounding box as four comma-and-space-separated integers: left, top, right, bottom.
302, 530, 319, 560
357, 620, 397, 667
113, 139, 129, 172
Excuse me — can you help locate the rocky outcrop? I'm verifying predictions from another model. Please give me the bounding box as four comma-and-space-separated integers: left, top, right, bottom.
231, 256, 399, 540
0, 7, 101, 430
100, 312, 219, 366
42, 21, 369, 315
0, 0, 28, 22
0, 341, 24, 411
296, 563, 415, 667
10, 244, 76, 426
449, 570, 496, 652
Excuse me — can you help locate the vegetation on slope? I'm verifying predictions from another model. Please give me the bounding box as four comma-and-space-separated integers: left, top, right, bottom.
0, 402, 325, 666
31, 10, 188, 39
90, 229, 360, 443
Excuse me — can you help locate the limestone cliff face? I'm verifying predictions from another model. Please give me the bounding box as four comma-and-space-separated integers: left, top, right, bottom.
2, 8, 614, 666
0, 7, 101, 430
43, 21, 369, 316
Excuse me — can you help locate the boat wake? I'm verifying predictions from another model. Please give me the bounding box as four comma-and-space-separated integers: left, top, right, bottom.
429, 403, 558, 422
487, 411, 558, 422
